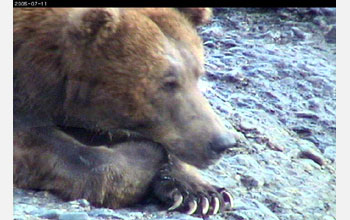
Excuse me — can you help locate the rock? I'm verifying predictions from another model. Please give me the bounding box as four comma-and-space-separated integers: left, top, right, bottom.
205, 70, 221, 80
298, 145, 327, 166
59, 212, 89, 220
200, 26, 224, 38
231, 155, 262, 171
277, 11, 290, 19
308, 97, 323, 111
322, 215, 336, 220
308, 8, 322, 16
323, 146, 336, 162
203, 40, 216, 48
34, 191, 51, 197
109, 209, 145, 219
37, 209, 62, 219
14, 204, 37, 214
292, 126, 313, 137
77, 199, 90, 207
216, 102, 233, 115
88, 208, 146, 219
291, 27, 306, 40
233, 198, 280, 220
295, 111, 319, 120
88, 209, 118, 218
222, 56, 236, 65
267, 139, 285, 152
239, 120, 259, 132
320, 8, 336, 17
221, 38, 237, 48
155, 214, 203, 220
325, 26, 336, 43
240, 174, 264, 189
299, 159, 321, 171
223, 70, 246, 83
312, 16, 328, 30
242, 51, 257, 58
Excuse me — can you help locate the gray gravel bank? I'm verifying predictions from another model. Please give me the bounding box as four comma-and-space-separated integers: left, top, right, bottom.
14, 8, 336, 220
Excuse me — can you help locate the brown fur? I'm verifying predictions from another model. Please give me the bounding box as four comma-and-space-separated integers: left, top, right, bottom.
14, 8, 235, 210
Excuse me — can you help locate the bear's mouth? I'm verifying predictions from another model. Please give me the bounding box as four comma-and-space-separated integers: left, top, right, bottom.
58, 125, 147, 147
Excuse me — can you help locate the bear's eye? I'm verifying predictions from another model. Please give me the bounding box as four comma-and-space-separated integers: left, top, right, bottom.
162, 80, 179, 92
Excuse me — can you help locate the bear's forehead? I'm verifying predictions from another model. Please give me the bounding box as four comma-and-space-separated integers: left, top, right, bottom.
104, 9, 204, 77
108, 37, 203, 78
120, 8, 203, 51
165, 41, 205, 78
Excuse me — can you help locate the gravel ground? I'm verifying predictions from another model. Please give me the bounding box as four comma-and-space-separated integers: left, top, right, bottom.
13, 8, 336, 220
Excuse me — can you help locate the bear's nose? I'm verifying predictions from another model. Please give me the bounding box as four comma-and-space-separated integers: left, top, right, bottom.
209, 133, 237, 153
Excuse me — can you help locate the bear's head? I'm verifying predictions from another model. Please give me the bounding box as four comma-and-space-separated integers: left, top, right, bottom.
61, 8, 236, 168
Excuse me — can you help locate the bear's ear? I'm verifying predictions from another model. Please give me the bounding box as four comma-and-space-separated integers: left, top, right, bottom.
177, 8, 212, 26
67, 8, 120, 42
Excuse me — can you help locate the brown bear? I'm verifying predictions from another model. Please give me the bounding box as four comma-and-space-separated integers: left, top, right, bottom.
13, 8, 236, 215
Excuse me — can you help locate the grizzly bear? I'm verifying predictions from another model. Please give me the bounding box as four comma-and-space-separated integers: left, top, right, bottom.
14, 8, 236, 215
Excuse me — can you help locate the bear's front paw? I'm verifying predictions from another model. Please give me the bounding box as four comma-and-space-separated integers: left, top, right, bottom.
152, 163, 234, 216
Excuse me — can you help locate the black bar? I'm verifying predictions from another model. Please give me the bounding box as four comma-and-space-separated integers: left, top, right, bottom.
13, 0, 336, 8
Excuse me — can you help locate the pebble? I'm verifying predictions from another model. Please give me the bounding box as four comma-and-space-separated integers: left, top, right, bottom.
291, 27, 306, 40
216, 103, 233, 115
155, 214, 203, 220
295, 111, 319, 120
312, 16, 328, 30
323, 146, 336, 162
231, 155, 262, 171
110, 209, 145, 219
224, 71, 246, 83
233, 198, 280, 220
240, 174, 264, 189
242, 51, 257, 58
239, 120, 258, 131
204, 40, 216, 48
59, 212, 89, 220
88, 208, 117, 218
37, 209, 62, 219
299, 159, 320, 171
320, 8, 336, 16
292, 126, 313, 137
277, 11, 290, 19
14, 204, 37, 214
323, 215, 336, 220
77, 199, 90, 207
298, 146, 326, 166
221, 38, 237, 47
309, 8, 322, 15
325, 26, 336, 44
308, 97, 323, 111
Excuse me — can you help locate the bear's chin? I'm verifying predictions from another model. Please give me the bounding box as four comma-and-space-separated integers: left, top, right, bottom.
168, 147, 222, 169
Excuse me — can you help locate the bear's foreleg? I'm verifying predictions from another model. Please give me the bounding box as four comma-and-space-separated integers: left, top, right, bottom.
14, 127, 166, 208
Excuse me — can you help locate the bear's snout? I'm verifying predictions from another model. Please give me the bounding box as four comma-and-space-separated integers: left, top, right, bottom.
208, 132, 237, 154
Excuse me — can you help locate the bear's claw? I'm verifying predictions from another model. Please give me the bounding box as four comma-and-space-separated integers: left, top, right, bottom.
185, 200, 198, 215
221, 190, 234, 209
211, 196, 220, 215
166, 189, 234, 216
168, 194, 183, 211
201, 197, 210, 215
